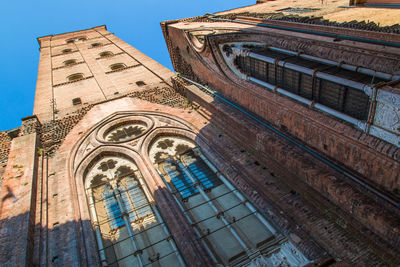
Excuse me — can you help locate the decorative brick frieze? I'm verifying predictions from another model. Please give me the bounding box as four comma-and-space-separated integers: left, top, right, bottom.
0, 131, 12, 169
20, 115, 41, 136
40, 105, 92, 156
127, 86, 189, 109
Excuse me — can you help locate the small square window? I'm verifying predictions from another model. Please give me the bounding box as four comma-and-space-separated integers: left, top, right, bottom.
72, 98, 82, 105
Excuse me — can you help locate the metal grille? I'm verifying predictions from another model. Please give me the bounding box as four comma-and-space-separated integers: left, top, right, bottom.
163, 151, 221, 199
282, 68, 300, 94
163, 159, 198, 199
299, 74, 313, 99
276, 7, 320, 13
181, 151, 222, 190
318, 79, 346, 112
102, 186, 125, 229
344, 88, 370, 120
235, 52, 372, 121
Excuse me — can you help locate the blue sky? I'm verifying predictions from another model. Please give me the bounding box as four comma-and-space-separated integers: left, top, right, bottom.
0, 0, 253, 131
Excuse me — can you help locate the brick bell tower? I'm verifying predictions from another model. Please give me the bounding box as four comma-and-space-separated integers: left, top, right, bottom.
0, 5, 399, 265
0, 26, 315, 266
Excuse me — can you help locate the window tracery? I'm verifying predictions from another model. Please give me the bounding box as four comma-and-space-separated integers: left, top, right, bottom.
85, 154, 185, 266
150, 136, 309, 266
104, 122, 147, 142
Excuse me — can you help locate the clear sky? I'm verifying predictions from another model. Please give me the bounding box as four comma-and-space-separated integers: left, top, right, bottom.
0, 0, 253, 131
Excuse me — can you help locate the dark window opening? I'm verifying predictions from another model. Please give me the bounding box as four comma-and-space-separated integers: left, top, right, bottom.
61, 48, 72, 54
136, 81, 146, 86
91, 42, 101, 48
66, 39, 75, 44
64, 59, 77, 66
99, 51, 113, 58
110, 63, 126, 71
67, 73, 84, 82
72, 97, 82, 105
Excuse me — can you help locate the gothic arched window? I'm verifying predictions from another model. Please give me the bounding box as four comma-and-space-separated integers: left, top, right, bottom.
150, 136, 309, 266
85, 154, 185, 266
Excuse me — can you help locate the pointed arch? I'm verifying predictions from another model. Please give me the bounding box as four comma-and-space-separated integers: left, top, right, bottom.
144, 132, 310, 266
74, 147, 185, 266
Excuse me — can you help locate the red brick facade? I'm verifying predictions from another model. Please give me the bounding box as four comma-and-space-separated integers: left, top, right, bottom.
0, 8, 399, 266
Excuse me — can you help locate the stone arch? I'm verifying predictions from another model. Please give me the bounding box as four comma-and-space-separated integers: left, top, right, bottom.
142, 130, 310, 266
73, 146, 185, 266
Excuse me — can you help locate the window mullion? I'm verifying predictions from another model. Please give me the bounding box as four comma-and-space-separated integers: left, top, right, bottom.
175, 157, 250, 252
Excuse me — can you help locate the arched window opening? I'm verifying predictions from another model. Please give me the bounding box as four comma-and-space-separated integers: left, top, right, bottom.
151, 136, 309, 266
85, 154, 185, 266
109, 63, 126, 71
91, 42, 102, 48
67, 73, 84, 82
99, 51, 113, 58
61, 48, 72, 54
64, 59, 77, 66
